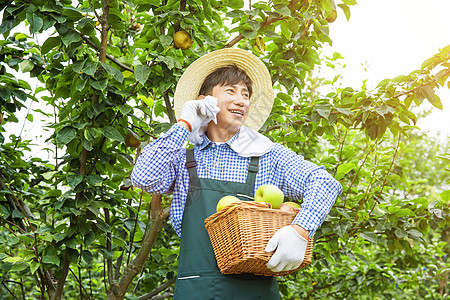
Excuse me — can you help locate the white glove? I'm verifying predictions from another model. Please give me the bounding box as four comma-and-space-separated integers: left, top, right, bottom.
178, 96, 219, 132
265, 226, 308, 272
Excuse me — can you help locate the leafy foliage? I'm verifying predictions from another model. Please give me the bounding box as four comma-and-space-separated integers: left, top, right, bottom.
0, 0, 448, 299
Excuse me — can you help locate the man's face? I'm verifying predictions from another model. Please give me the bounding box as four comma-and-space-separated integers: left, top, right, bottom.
207, 82, 250, 132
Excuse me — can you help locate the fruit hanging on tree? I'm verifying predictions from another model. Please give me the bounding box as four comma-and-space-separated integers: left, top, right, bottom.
125, 132, 141, 148
326, 9, 337, 23
173, 30, 194, 50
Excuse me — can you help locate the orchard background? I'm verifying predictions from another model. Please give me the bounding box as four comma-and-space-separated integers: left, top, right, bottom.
0, 0, 449, 299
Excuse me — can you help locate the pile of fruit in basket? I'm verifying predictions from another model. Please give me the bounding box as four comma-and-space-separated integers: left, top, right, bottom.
216, 184, 300, 213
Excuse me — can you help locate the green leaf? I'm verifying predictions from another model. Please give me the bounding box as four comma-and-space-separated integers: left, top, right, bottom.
90, 78, 108, 91
86, 174, 103, 186
84, 232, 95, 247
360, 232, 379, 244
277, 92, 292, 105
224, 0, 244, 9
82, 250, 93, 264
42, 253, 60, 266
118, 105, 132, 115
67, 174, 84, 189
407, 229, 423, 239
29, 260, 40, 274
95, 219, 111, 233
394, 228, 407, 238
81, 137, 93, 151
100, 126, 124, 143
3, 256, 23, 263
337, 4, 351, 20
342, 0, 357, 5
274, 4, 291, 16
242, 30, 257, 39
83, 62, 97, 76
280, 22, 292, 39
427, 94, 443, 110
135, 65, 151, 84
56, 126, 77, 145
335, 162, 355, 179
41, 36, 61, 55
61, 30, 81, 46
159, 35, 172, 48
12, 209, 25, 218
20, 60, 34, 73
441, 190, 450, 201
100, 62, 124, 83
397, 208, 414, 217
316, 105, 331, 119
27, 12, 43, 34
0, 17, 14, 35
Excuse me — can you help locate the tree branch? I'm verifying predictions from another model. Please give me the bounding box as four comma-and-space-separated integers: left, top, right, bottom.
163, 90, 176, 124
225, 0, 303, 48
138, 277, 176, 300
54, 249, 70, 300
80, 34, 133, 72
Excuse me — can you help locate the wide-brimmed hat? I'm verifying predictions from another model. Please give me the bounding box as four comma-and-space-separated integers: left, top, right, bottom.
174, 48, 274, 131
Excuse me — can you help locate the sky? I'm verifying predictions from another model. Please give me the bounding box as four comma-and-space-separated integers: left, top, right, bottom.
3, 0, 450, 159
321, 0, 450, 140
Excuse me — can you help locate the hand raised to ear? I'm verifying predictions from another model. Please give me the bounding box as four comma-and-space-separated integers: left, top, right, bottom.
178, 96, 219, 132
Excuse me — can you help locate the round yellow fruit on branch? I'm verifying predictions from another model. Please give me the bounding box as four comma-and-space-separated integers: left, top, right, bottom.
254, 184, 284, 209
216, 195, 240, 212
125, 132, 141, 148
173, 31, 194, 50
326, 9, 337, 23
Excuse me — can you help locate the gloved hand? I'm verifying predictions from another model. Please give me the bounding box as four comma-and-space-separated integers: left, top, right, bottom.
265, 225, 308, 272
178, 96, 219, 132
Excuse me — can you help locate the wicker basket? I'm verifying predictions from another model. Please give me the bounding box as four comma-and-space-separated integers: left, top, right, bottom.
204, 201, 314, 277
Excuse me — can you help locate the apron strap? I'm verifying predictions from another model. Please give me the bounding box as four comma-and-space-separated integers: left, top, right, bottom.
245, 156, 259, 188
185, 149, 200, 187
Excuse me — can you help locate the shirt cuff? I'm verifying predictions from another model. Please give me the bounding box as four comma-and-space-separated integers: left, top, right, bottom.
291, 209, 318, 238
161, 123, 190, 145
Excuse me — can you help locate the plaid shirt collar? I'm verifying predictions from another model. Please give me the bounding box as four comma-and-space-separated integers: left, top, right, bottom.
197, 130, 240, 151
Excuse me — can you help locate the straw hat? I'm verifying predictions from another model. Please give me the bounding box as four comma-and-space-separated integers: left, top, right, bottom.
174, 48, 274, 131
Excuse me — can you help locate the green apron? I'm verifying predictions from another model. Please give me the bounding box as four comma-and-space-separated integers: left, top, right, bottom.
173, 149, 280, 300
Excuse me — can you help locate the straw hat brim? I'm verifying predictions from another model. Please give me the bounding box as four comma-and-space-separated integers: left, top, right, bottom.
174, 48, 274, 131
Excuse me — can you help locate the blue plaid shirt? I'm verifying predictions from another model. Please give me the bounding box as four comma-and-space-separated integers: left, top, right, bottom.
131, 124, 342, 237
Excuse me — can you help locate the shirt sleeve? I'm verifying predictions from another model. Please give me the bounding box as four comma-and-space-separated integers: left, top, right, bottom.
131, 124, 189, 193
272, 144, 342, 238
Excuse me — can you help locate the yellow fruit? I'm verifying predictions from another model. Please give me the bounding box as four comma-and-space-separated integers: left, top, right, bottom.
284, 201, 301, 209
125, 132, 141, 148
279, 201, 301, 212
216, 195, 240, 212
326, 9, 337, 23
173, 31, 194, 50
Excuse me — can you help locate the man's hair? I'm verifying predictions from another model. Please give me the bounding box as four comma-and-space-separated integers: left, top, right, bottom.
198, 65, 253, 97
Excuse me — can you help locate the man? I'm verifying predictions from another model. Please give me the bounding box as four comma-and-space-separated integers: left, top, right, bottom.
131, 48, 342, 299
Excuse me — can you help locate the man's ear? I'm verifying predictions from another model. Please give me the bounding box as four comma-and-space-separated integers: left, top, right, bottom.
197, 95, 206, 100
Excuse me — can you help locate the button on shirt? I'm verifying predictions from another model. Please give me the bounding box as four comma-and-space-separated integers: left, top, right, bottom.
131, 124, 342, 237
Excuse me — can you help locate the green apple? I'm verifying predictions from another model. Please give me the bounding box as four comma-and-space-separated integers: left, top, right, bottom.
216, 195, 240, 212
254, 185, 284, 209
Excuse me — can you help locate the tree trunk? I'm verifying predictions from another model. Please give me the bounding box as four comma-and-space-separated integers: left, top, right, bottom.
107, 194, 170, 300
